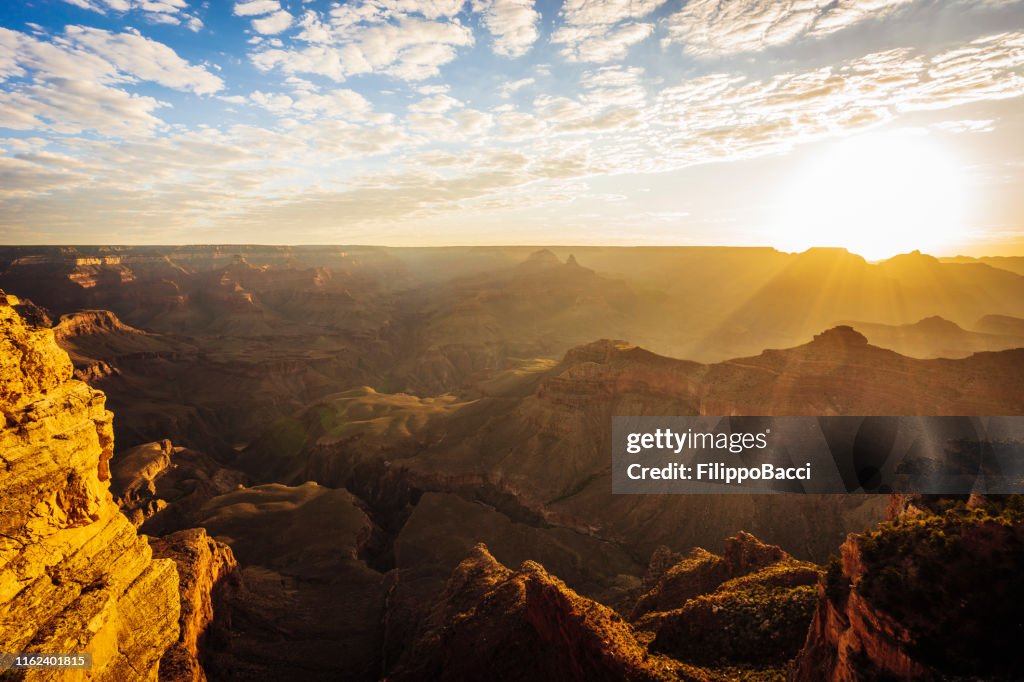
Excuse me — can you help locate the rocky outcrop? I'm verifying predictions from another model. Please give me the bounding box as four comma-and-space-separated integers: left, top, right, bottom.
632, 533, 820, 667
790, 542, 928, 681
243, 336, 901, 565
631, 548, 728, 620
53, 310, 194, 364
791, 498, 1024, 681
53, 309, 144, 339
0, 294, 180, 679
50, 309, 199, 390
110, 440, 248, 533
382, 491, 646, 672
111, 440, 175, 526
524, 249, 562, 266
640, 546, 685, 591
151, 529, 238, 682
3, 293, 53, 328
392, 543, 697, 681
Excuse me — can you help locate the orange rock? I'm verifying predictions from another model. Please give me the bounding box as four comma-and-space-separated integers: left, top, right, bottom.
0, 295, 180, 680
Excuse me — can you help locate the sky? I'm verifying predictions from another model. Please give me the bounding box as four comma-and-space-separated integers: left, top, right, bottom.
1, 0, 1024, 256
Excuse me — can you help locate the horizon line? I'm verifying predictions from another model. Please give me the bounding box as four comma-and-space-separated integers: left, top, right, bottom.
2, 244, 1022, 261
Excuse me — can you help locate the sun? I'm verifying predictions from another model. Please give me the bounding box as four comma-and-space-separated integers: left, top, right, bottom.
774, 132, 969, 261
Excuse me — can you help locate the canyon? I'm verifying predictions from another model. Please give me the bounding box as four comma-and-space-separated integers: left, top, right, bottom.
2, 245, 1023, 680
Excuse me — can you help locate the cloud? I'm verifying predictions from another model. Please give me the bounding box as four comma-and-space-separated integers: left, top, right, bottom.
0, 26, 222, 136
485, 31, 1024, 178
233, 0, 281, 16
554, 22, 654, 62
0, 120, 415, 236
62, 26, 224, 94
666, 0, 914, 57
495, 110, 546, 138
60, 0, 203, 31
933, 118, 995, 133
147, 13, 180, 25
234, 1, 294, 35
409, 93, 462, 113
499, 76, 534, 98
376, 0, 467, 19
0, 26, 223, 95
249, 84, 387, 123
251, 6, 474, 81
0, 154, 83, 198
0, 78, 166, 136
0, 125, 504, 241
252, 10, 295, 34
472, 0, 539, 58
580, 66, 646, 105
219, 165, 532, 239
643, 32, 1024, 167
519, 66, 646, 136
417, 84, 450, 95
249, 90, 294, 113
6, 9, 1024, 245
256, 1, 477, 81
297, 88, 379, 118
551, 0, 667, 63
405, 105, 495, 140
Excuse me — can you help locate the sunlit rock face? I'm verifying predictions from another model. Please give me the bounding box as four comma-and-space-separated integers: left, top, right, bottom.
0, 293, 180, 680
151, 528, 238, 682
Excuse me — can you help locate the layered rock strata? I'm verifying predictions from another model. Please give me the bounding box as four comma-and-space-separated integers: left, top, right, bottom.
0, 294, 180, 680
151, 529, 238, 682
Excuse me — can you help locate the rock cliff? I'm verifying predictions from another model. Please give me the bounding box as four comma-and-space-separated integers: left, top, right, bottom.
791, 497, 1024, 681
634, 533, 821, 669
392, 543, 698, 682
151, 529, 238, 682
392, 535, 824, 681
0, 293, 180, 679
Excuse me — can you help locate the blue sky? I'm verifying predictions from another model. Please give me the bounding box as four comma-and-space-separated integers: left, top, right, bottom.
2, 0, 1024, 256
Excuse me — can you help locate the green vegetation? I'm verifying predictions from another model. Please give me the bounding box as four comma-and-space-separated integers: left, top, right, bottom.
856, 496, 1024, 677
709, 665, 786, 682
650, 559, 821, 666
823, 555, 849, 606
